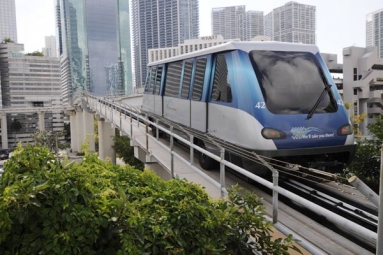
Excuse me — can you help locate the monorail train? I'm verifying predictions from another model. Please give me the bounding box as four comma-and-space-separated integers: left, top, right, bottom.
142, 41, 356, 175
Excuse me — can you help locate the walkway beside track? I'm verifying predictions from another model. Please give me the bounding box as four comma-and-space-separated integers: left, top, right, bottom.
84, 95, 374, 255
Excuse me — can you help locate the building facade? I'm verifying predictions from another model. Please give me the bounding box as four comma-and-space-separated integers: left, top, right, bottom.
132, 0, 199, 88
238, 11, 264, 42
211, 5, 245, 41
57, 0, 133, 106
342, 46, 383, 135
148, 35, 239, 63
265, 1, 316, 45
0, 42, 64, 149
366, 8, 383, 59
0, 0, 17, 42
42, 35, 57, 57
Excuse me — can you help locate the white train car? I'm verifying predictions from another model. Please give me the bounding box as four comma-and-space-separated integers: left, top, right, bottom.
142, 41, 356, 175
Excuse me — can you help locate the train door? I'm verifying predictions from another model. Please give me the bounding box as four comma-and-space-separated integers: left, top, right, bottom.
176, 60, 193, 126
190, 57, 209, 132
163, 61, 183, 123
142, 67, 155, 113
153, 65, 163, 116
208, 53, 235, 139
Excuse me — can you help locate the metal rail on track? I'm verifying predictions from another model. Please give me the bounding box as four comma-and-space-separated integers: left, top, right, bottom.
283, 179, 378, 229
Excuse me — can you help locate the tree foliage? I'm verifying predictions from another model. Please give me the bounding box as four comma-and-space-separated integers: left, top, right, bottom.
30, 130, 67, 154
2, 38, 14, 43
112, 134, 144, 170
25, 51, 44, 57
0, 145, 301, 255
10, 118, 22, 133
345, 115, 383, 192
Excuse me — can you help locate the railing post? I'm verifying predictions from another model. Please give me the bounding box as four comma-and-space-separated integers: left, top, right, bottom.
130, 110, 133, 139
145, 116, 149, 155
220, 148, 226, 198
119, 110, 122, 130
272, 171, 279, 224
156, 119, 159, 140
253, 153, 279, 223
111, 103, 113, 122
377, 145, 383, 255
190, 135, 194, 165
170, 126, 174, 179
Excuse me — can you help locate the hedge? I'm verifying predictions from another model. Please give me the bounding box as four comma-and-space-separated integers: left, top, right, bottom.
0, 144, 300, 254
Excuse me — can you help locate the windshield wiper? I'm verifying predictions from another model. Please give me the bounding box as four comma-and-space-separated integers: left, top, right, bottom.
306, 84, 332, 120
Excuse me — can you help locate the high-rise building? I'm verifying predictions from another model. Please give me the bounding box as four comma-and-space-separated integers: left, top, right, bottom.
132, 0, 199, 88
0, 0, 17, 42
42, 35, 57, 57
56, 0, 133, 106
0, 42, 64, 148
366, 8, 383, 59
265, 1, 316, 45
238, 11, 264, 41
211, 6, 245, 41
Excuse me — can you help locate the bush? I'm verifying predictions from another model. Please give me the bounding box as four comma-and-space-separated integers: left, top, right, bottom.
0, 145, 300, 254
112, 135, 144, 170
345, 115, 383, 193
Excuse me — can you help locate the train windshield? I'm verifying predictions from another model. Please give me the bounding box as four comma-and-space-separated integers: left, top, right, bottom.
250, 50, 337, 115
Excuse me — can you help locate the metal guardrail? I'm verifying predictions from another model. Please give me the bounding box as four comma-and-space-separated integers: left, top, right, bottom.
83, 93, 378, 253
0, 105, 68, 114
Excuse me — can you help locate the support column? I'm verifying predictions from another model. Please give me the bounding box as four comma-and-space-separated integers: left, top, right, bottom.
38, 111, 45, 131
1, 114, 8, 149
98, 118, 116, 164
76, 109, 84, 152
69, 113, 79, 152
83, 110, 95, 151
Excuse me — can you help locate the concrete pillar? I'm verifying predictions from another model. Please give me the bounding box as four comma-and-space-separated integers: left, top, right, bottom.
38, 111, 45, 131
83, 110, 95, 151
76, 109, 84, 152
98, 118, 116, 164
1, 114, 8, 149
69, 114, 80, 152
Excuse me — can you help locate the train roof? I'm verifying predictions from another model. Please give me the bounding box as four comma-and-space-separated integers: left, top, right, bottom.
148, 41, 321, 66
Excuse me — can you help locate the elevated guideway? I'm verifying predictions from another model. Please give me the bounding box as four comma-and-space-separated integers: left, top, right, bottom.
81, 93, 376, 255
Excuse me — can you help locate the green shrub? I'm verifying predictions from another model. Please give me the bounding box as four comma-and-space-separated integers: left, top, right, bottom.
0, 144, 300, 254
345, 115, 383, 193
113, 135, 144, 170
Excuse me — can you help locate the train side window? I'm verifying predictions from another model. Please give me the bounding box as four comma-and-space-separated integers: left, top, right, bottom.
211, 54, 232, 103
192, 58, 207, 101
164, 61, 182, 97
156, 65, 163, 95
181, 60, 193, 99
150, 66, 156, 94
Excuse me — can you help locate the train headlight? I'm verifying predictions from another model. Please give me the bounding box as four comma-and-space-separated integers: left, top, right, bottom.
337, 124, 353, 135
262, 128, 286, 139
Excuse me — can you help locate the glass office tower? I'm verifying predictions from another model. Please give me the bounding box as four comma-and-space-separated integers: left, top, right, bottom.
57, 0, 133, 105
0, 0, 17, 42
132, 0, 199, 88
366, 8, 383, 59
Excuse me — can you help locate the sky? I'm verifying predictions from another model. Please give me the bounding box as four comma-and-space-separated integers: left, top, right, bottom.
15, 0, 383, 63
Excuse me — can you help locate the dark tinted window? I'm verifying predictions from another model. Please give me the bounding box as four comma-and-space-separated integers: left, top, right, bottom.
181, 60, 193, 99
144, 69, 152, 93
155, 65, 163, 95
211, 54, 232, 103
192, 58, 207, 100
150, 66, 156, 94
250, 51, 337, 114
164, 61, 183, 97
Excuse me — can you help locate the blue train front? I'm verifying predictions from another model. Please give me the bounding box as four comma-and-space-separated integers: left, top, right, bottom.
213, 42, 356, 173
